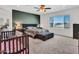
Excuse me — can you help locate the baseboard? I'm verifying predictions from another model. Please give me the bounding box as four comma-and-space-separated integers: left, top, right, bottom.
55, 34, 73, 39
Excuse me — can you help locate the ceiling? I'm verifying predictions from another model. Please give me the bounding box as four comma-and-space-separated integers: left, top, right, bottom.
0, 5, 79, 15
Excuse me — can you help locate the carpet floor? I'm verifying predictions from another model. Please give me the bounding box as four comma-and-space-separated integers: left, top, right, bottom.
29, 35, 78, 54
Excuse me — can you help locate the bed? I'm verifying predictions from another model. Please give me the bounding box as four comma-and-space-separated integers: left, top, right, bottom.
26, 27, 54, 41
22, 24, 54, 41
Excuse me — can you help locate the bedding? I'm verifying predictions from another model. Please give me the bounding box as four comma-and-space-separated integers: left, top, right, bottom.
39, 31, 51, 36
25, 29, 38, 37
25, 27, 49, 38
35, 32, 54, 41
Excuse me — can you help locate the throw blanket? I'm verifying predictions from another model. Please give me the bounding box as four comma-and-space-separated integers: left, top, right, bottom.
25, 29, 38, 37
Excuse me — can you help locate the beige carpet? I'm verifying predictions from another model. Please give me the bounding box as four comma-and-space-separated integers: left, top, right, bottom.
29, 35, 78, 54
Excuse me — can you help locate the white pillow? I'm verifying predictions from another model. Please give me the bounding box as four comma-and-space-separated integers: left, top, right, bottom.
27, 27, 33, 29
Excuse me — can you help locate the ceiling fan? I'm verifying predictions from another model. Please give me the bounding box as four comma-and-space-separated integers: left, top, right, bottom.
34, 5, 51, 12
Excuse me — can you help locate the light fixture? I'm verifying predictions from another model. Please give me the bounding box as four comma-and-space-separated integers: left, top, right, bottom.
34, 5, 51, 12
39, 5, 45, 12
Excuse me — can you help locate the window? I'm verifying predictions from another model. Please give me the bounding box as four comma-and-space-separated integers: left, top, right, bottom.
49, 15, 70, 28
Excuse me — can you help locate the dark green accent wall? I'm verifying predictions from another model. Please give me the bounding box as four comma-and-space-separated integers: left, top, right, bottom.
12, 10, 40, 25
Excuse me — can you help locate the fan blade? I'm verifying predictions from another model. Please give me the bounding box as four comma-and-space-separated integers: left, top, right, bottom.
34, 7, 39, 9
45, 8, 51, 9
36, 10, 39, 11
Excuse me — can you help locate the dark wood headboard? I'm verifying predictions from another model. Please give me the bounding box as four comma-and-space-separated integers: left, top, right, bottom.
22, 24, 38, 28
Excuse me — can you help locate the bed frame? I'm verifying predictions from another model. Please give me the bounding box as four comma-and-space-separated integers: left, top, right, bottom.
0, 31, 29, 54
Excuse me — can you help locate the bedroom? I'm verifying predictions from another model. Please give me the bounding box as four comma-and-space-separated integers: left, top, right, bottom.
0, 5, 79, 54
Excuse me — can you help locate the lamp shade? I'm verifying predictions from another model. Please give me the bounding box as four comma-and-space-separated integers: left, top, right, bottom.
15, 22, 22, 29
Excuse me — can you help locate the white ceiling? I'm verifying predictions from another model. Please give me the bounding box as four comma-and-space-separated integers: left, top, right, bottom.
0, 5, 79, 15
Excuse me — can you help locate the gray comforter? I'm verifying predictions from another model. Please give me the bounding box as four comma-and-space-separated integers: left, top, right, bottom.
25, 27, 49, 37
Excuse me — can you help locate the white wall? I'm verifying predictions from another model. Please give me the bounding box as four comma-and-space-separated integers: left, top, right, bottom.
0, 6, 12, 30
40, 7, 79, 37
